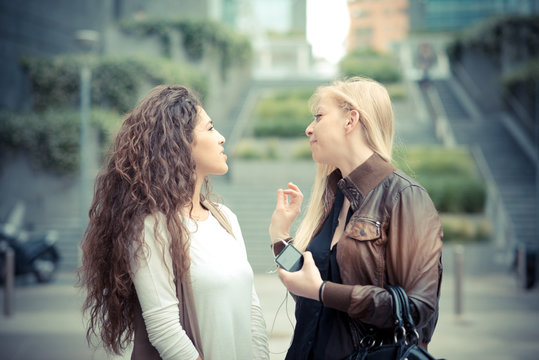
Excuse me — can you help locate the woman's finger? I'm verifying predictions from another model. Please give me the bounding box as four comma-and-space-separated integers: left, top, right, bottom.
287, 182, 302, 193
275, 188, 287, 208
277, 267, 291, 283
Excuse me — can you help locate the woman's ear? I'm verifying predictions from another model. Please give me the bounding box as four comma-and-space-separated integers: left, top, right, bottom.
344, 109, 361, 134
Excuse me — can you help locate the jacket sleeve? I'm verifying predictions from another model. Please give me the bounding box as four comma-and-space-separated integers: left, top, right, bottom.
386, 185, 443, 330
130, 215, 200, 360
322, 185, 443, 335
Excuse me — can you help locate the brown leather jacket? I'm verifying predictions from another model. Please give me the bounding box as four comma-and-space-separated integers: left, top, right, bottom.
308, 153, 443, 345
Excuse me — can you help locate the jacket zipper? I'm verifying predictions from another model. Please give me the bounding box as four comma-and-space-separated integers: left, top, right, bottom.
357, 218, 381, 236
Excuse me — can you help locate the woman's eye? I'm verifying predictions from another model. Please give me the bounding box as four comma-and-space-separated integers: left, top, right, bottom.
314, 114, 323, 121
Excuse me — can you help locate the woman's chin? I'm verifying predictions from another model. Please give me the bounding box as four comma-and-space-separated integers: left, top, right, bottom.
217, 165, 229, 175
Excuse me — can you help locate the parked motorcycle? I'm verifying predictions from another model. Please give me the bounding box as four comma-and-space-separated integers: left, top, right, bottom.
0, 202, 61, 283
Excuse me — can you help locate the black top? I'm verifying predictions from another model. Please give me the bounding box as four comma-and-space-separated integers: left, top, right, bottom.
285, 188, 355, 360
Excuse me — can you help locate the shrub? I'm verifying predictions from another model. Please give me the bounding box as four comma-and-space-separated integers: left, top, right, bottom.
418, 175, 486, 213
441, 214, 492, 243
339, 49, 401, 83
265, 138, 280, 160
232, 138, 268, 159
393, 146, 486, 213
120, 18, 252, 74
21, 55, 84, 111
291, 139, 312, 160
0, 108, 122, 173
21, 55, 207, 113
385, 83, 407, 101
252, 89, 313, 137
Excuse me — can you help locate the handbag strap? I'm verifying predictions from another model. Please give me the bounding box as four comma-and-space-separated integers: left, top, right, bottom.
386, 285, 406, 345
348, 286, 417, 350
387, 285, 420, 345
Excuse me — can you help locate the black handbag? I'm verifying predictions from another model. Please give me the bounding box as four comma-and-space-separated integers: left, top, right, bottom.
346, 285, 438, 360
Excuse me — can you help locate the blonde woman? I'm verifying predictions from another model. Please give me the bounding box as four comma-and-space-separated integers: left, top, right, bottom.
269, 77, 443, 360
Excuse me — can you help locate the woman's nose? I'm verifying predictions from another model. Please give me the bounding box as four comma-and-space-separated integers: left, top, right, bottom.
305, 121, 314, 137
218, 132, 225, 144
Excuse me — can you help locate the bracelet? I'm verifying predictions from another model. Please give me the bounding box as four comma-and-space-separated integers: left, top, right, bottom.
270, 236, 293, 249
319, 280, 327, 304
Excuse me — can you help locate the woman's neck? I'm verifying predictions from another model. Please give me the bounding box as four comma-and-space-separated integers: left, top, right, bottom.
338, 147, 374, 178
183, 175, 208, 220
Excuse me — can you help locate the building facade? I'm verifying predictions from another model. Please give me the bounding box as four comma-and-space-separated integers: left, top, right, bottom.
346, 0, 410, 53
409, 0, 538, 31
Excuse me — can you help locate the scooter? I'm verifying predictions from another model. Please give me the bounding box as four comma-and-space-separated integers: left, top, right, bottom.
0, 202, 61, 283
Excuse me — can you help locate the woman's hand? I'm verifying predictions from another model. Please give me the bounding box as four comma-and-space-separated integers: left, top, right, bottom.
269, 182, 303, 242
278, 252, 323, 301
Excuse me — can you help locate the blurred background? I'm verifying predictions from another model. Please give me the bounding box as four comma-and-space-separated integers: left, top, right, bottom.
0, 0, 538, 359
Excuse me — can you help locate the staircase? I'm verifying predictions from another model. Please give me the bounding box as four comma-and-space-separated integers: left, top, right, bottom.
429, 78, 537, 284
33, 217, 83, 272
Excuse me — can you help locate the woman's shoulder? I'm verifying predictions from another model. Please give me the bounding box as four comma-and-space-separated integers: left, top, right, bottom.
211, 202, 238, 222
388, 169, 426, 190
386, 169, 436, 206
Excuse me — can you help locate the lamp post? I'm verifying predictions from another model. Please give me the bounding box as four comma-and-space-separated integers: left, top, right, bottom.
75, 30, 99, 265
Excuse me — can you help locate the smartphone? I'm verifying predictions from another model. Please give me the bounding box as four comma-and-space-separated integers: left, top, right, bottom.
275, 243, 304, 272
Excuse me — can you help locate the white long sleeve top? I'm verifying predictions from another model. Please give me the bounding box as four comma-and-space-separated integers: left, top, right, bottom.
130, 204, 269, 360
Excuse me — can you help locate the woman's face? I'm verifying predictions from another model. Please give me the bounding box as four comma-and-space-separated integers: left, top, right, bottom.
191, 107, 228, 177
305, 96, 346, 165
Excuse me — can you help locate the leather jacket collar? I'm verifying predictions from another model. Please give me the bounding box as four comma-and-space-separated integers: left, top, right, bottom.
325, 152, 396, 212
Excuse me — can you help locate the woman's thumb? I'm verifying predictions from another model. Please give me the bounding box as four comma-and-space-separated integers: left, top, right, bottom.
303, 251, 314, 263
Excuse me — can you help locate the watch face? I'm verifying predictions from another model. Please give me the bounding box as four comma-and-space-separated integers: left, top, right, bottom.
275, 244, 303, 272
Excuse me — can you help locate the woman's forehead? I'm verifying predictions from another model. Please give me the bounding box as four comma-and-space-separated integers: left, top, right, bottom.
315, 95, 338, 109
196, 106, 211, 123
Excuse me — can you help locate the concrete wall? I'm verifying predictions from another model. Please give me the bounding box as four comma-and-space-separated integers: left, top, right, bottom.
0, 0, 111, 109
0, 0, 253, 270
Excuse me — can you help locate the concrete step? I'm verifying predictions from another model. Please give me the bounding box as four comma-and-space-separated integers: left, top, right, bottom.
438, 75, 537, 251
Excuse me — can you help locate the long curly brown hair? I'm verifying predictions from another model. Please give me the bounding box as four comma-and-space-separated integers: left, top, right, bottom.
77, 85, 208, 354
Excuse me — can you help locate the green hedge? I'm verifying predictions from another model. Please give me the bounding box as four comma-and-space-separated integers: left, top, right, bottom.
0, 108, 121, 173
233, 138, 281, 160
252, 89, 313, 137
393, 146, 486, 213
339, 49, 401, 83
120, 18, 252, 73
441, 214, 492, 243
21, 55, 207, 113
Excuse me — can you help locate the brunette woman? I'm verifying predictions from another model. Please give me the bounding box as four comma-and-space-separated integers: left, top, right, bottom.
269, 77, 443, 359
79, 85, 269, 360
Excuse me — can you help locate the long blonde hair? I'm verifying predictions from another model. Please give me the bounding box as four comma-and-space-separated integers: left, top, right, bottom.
294, 77, 394, 251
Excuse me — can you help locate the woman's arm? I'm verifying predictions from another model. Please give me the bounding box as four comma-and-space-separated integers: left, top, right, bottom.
130, 215, 200, 360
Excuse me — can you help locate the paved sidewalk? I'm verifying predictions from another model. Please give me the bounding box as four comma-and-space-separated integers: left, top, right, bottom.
1, 242, 539, 360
